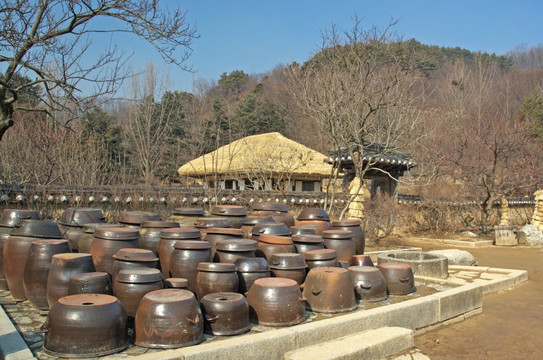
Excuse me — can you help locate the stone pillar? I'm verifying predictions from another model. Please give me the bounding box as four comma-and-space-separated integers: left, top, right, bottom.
531, 190, 543, 232
499, 196, 510, 225
347, 177, 370, 220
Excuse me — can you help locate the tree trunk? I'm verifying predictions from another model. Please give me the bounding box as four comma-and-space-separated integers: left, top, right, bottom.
0, 103, 14, 141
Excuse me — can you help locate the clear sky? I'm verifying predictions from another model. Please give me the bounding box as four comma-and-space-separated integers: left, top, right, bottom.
114, 0, 543, 93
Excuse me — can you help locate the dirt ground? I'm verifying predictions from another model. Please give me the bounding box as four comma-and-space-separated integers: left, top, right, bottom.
391, 237, 543, 360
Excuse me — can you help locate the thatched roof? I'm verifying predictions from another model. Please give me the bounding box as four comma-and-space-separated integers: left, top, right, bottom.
178, 132, 332, 179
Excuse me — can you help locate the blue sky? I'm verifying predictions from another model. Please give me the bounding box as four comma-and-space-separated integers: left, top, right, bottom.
113, 0, 543, 93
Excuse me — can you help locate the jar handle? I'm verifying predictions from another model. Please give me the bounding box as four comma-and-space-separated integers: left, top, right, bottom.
40, 318, 50, 333
399, 277, 410, 283
360, 282, 372, 290
205, 314, 219, 323
311, 287, 323, 295
186, 315, 200, 325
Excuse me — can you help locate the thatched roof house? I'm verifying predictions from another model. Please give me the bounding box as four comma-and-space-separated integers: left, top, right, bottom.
178, 132, 332, 191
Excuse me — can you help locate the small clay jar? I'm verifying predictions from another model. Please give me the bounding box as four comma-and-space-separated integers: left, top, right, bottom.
292, 234, 324, 255
169, 241, 212, 292
195, 263, 239, 300
268, 253, 307, 285
112, 248, 158, 285
303, 249, 339, 270
331, 219, 365, 255
252, 202, 295, 227
200, 292, 250, 336
157, 228, 201, 279
135, 289, 204, 349
214, 239, 258, 263
240, 215, 274, 237
139, 221, 180, 253
350, 254, 375, 267
210, 205, 247, 229
302, 267, 357, 313
322, 230, 355, 262
348, 266, 387, 302
23, 240, 71, 309
77, 223, 123, 254
117, 211, 161, 228
378, 262, 415, 296
250, 222, 291, 240
235, 257, 271, 293
204, 228, 245, 258
114, 268, 163, 318
90, 227, 140, 276
256, 234, 295, 260
168, 208, 206, 227
194, 217, 232, 238
164, 278, 190, 290
295, 208, 332, 235
47, 253, 96, 308
68, 272, 113, 295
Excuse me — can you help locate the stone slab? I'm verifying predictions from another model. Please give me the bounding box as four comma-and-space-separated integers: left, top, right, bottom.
431, 283, 482, 321
0, 306, 36, 360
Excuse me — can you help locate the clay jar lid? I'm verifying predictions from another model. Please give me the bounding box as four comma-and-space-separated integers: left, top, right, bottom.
94, 227, 140, 240
58, 207, 105, 227
197, 262, 237, 272
160, 228, 201, 240
194, 218, 232, 229
322, 230, 353, 239
258, 234, 293, 245
113, 248, 158, 262
211, 205, 247, 217
118, 211, 161, 225
289, 226, 317, 236
140, 221, 179, 229
379, 262, 413, 271
234, 258, 270, 273
350, 255, 374, 267
0, 209, 40, 227
292, 234, 324, 244
215, 239, 258, 252
83, 223, 123, 234
164, 278, 190, 288
251, 222, 291, 237
241, 215, 274, 226
252, 202, 288, 212
171, 208, 205, 216
331, 219, 361, 227
173, 240, 212, 250
143, 288, 194, 302
297, 208, 330, 221
253, 277, 297, 288
11, 220, 63, 238
268, 253, 307, 269
304, 249, 338, 261
117, 268, 162, 283
348, 265, 381, 275
205, 228, 245, 236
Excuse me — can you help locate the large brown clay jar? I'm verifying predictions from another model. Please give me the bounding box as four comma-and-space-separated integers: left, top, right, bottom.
331, 219, 365, 255
139, 221, 179, 254
210, 205, 247, 229
256, 234, 295, 260
252, 202, 295, 227
90, 227, 140, 275
68, 272, 113, 295
114, 268, 163, 318
77, 223, 123, 254
157, 228, 202, 279
112, 248, 158, 286
214, 239, 257, 263
168, 207, 206, 227
169, 240, 212, 292
235, 257, 271, 293
322, 230, 355, 262
47, 253, 96, 308
195, 263, 239, 300
204, 227, 245, 258
194, 217, 232, 238
303, 267, 357, 313
117, 211, 161, 228
295, 208, 332, 235
200, 292, 250, 335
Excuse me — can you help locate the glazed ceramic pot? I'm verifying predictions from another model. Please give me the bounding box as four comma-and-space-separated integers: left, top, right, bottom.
195, 263, 239, 299
204, 228, 245, 258
350, 254, 374, 267
240, 215, 274, 237
157, 228, 202, 278
295, 208, 332, 235
302, 267, 357, 313
214, 239, 258, 263
112, 248, 158, 285
268, 253, 307, 285
348, 266, 387, 302
23, 240, 71, 309
68, 272, 113, 295
90, 227, 140, 275
47, 253, 96, 308
303, 249, 339, 270
168, 207, 206, 227
331, 219, 365, 255
164, 278, 190, 290
256, 234, 295, 260
235, 257, 271, 293
210, 205, 247, 228
292, 234, 324, 255
77, 223, 123, 254
135, 289, 204, 348
139, 221, 179, 253
118, 211, 161, 228
194, 218, 232, 238
252, 202, 295, 227
200, 292, 250, 335
3, 235, 43, 300
169, 241, 212, 292
322, 230, 355, 262
378, 262, 415, 296
42, 294, 128, 357
246, 277, 305, 327
250, 222, 291, 240
114, 268, 163, 318
289, 226, 317, 236
58, 207, 106, 251
10, 219, 63, 239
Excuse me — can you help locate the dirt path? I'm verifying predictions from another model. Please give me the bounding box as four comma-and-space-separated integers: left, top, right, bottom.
403, 240, 543, 359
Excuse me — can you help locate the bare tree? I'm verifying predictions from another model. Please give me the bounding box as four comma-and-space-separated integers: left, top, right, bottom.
0, 0, 197, 140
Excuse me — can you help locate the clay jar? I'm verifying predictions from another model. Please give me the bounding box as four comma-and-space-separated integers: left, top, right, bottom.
252, 202, 295, 227
194, 217, 231, 238
322, 230, 355, 262
295, 208, 332, 235
331, 219, 365, 255
240, 215, 274, 237
195, 263, 239, 300
292, 234, 324, 255
268, 253, 307, 285
250, 222, 291, 240
164, 278, 190, 290
68, 272, 113, 295
23, 240, 71, 309
302, 267, 357, 313
235, 257, 271, 293
168, 207, 206, 227
200, 292, 250, 335
114, 268, 163, 318
47, 253, 96, 308
78, 223, 123, 254
90, 227, 140, 276
157, 228, 202, 279
58, 207, 106, 251
289, 226, 317, 236
246, 277, 306, 327
135, 289, 204, 349
214, 239, 258, 263
303, 249, 339, 270
42, 294, 128, 358
117, 211, 161, 228
256, 234, 295, 260
204, 228, 245, 258
210, 205, 247, 229
139, 221, 179, 253
350, 254, 375, 267
112, 248, 158, 284
169, 241, 212, 292
348, 266, 387, 302
378, 262, 415, 296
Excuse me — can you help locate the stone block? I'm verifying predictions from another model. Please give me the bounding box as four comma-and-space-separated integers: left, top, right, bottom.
432, 283, 482, 321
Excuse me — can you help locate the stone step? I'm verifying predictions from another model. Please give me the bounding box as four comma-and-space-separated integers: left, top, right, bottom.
283, 326, 414, 360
